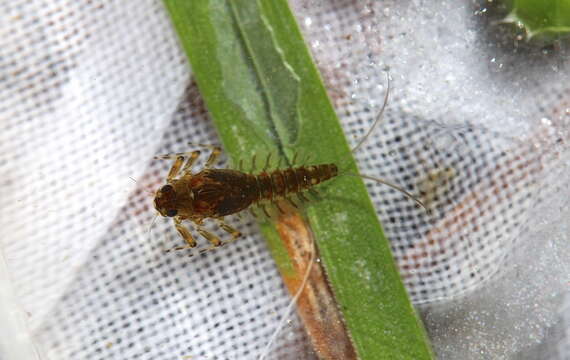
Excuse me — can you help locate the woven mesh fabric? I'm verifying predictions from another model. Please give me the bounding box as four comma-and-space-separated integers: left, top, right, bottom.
1, 0, 569, 359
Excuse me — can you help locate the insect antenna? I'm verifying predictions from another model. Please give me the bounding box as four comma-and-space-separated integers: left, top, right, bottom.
148, 212, 159, 245
350, 73, 391, 154
337, 73, 429, 212
128, 176, 154, 195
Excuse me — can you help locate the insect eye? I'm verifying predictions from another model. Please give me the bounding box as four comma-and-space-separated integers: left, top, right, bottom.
162, 184, 174, 193
166, 209, 178, 217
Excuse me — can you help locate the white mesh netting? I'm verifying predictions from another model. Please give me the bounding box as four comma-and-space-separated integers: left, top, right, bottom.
1, 0, 569, 359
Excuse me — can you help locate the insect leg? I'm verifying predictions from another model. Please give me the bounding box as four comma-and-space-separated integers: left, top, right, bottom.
199, 221, 243, 252
218, 221, 241, 239
263, 153, 272, 171
250, 154, 257, 172
274, 201, 285, 214
297, 192, 310, 203
155, 151, 204, 181
180, 150, 201, 176
164, 221, 198, 252
155, 151, 200, 160
197, 228, 222, 247
301, 153, 313, 165
285, 197, 298, 209
308, 188, 321, 200
259, 203, 271, 218
249, 208, 258, 218
291, 151, 299, 165
167, 156, 185, 182
204, 146, 222, 168
192, 228, 226, 256
182, 143, 223, 168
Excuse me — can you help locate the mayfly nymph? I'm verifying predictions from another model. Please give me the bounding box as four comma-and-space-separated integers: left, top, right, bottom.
153, 146, 341, 255
152, 77, 426, 256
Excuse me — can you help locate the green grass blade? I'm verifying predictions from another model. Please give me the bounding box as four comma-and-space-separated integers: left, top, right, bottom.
506, 0, 570, 38
163, 0, 434, 358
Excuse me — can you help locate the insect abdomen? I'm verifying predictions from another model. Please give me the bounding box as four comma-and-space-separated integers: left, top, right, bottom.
255, 164, 338, 202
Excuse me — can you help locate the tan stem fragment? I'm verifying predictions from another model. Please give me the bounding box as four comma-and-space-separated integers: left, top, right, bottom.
275, 201, 357, 360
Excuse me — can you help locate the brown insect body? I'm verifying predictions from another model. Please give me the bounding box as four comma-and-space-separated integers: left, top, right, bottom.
153, 145, 340, 254
261, 164, 338, 200
155, 165, 338, 220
